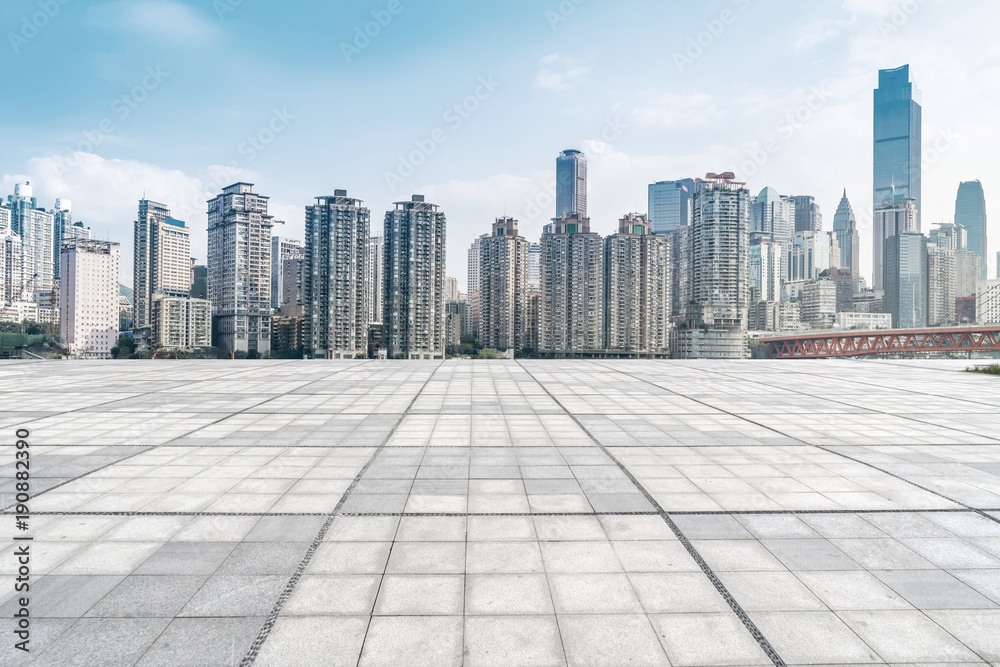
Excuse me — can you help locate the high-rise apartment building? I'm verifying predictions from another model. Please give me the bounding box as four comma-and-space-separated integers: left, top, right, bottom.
303, 191, 370, 359
51, 199, 72, 281
833, 190, 860, 283
556, 150, 587, 217
603, 213, 670, 353
7, 182, 54, 300
207, 183, 274, 356
270, 236, 303, 311
791, 195, 822, 234
467, 233, 487, 336
788, 231, 839, 283
801, 279, 837, 327
957, 251, 981, 299
1, 206, 26, 303
674, 173, 750, 359
873, 189, 918, 290
60, 239, 120, 359
750, 235, 782, 303
955, 180, 987, 280
479, 217, 530, 351
540, 212, 602, 353
134, 200, 191, 330
527, 242, 542, 289
366, 235, 384, 325
649, 179, 697, 234
885, 231, 928, 329
383, 195, 447, 359
443, 277, 459, 304
151, 295, 212, 349
668, 225, 692, 324
874, 65, 922, 228
927, 243, 957, 326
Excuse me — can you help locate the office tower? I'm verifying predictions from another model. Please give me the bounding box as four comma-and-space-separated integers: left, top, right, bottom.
649, 179, 697, 234
2, 209, 25, 304
788, 231, 839, 283
207, 183, 274, 356
303, 191, 370, 359
885, 232, 928, 329
556, 149, 587, 217
749, 236, 782, 303
270, 236, 303, 311
801, 279, 837, 327
479, 216, 530, 351
527, 242, 542, 288
927, 243, 957, 326
751, 187, 793, 280
7, 182, 54, 300
875, 65, 922, 228
467, 233, 487, 336
51, 199, 72, 281
873, 188, 918, 290
668, 225, 692, 323
443, 276, 459, 304
383, 195, 447, 359
151, 295, 212, 349
954, 181, 987, 279
540, 212, 602, 353
956, 251, 981, 298
791, 195, 823, 234
366, 235, 384, 325
603, 213, 670, 353
134, 200, 192, 330
59, 239, 120, 359
833, 189, 861, 282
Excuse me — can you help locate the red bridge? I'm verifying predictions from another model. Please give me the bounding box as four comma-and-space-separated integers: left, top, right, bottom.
763, 326, 1000, 359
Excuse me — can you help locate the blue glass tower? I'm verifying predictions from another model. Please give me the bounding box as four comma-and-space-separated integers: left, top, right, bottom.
954, 180, 987, 280
648, 179, 696, 234
874, 65, 922, 229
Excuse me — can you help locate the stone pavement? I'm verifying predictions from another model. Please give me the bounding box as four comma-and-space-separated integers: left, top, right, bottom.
1, 359, 1000, 666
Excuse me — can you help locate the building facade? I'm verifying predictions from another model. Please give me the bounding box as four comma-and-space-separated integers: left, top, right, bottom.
151, 295, 211, 349
134, 200, 191, 330
303, 191, 370, 359
540, 212, 603, 353
791, 195, 822, 233
60, 239, 120, 359
885, 231, 928, 329
801, 279, 837, 327
7, 182, 55, 300
750, 235, 783, 303
874, 65, 922, 229
479, 217, 530, 351
603, 213, 670, 354
207, 183, 274, 356
873, 190, 918, 290
954, 180, 987, 280
383, 195, 447, 359
832, 189, 861, 284
649, 179, 697, 234
556, 149, 587, 217
927, 243, 957, 326
270, 236, 303, 311
366, 235, 384, 325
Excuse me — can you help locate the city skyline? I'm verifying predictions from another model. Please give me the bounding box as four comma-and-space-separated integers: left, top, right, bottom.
2, 1, 999, 286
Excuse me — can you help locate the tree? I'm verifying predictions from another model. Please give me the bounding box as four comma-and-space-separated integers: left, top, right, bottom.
477, 348, 504, 360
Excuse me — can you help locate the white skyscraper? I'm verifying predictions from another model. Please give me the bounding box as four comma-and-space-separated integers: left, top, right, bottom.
479, 217, 530, 351
873, 189, 918, 290
7, 182, 55, 301
366, 235, 384, 325
467, 233, 487, 336
207, 183, 274, 356
134, 200, 192, 330
60, 239, 120, 359
271, 236, 303, 311
833, 189, 861, 283
51, 199, 72, 281
749, 236, 782, 303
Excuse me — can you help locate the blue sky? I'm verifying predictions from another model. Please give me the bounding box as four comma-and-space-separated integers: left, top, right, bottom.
2, 0, 998, 287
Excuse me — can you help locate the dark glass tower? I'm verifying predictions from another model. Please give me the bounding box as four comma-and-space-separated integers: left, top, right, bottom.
954, 180, 987, 280
874, 65, 922, 229
556, 150, 587, 217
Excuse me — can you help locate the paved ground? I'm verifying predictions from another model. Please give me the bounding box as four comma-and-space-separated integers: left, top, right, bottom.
2, 359, 1000, 666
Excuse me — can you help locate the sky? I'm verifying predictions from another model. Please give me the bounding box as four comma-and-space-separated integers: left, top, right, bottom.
2, 0, 999, 290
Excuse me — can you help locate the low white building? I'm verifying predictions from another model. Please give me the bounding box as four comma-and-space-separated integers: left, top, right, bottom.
977, 280, 1000, 324
835, 312, 893, 330
60, 239, 120, 359
151, 295, 212, 349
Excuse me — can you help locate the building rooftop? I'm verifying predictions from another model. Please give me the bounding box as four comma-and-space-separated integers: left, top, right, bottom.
3, 359, 1000, 665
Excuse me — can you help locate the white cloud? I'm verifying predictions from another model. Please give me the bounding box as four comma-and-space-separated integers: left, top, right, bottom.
87, 0, 217, 45
631, 92, 722, 129
533, 54, 589, 93
792, 18, 853, 53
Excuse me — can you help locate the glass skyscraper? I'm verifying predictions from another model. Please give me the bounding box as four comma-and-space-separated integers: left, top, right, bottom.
954, 180, 987, 280
556, 150, 587, 217
648, 179, 696, 234
874, 65, 922, 229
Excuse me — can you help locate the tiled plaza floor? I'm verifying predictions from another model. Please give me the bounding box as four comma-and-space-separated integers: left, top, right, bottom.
2, 358, 1000, 666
